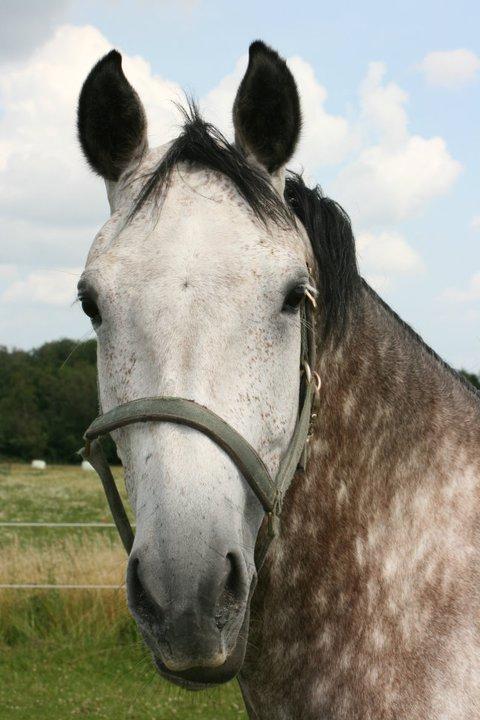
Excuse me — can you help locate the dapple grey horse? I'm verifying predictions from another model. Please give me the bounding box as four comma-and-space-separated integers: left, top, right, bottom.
77, 40, 480, 719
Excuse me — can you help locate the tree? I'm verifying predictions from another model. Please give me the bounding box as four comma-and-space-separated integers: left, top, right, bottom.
0, 339, 117, 464
459, 370, 480, 391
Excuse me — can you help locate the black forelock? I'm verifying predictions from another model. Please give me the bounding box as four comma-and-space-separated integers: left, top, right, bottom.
128, 100, 293, 228
128, 101, 361, 344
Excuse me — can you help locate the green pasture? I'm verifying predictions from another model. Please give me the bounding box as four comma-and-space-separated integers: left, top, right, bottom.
0, 463, 247, 719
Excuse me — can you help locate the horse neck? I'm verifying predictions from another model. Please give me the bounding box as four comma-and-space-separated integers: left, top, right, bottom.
241, 283, 480, 718
310, 283, 480, 518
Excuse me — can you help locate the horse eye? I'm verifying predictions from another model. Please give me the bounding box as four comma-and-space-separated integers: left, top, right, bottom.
282, 285, 306, 313
80, 296, 101, 324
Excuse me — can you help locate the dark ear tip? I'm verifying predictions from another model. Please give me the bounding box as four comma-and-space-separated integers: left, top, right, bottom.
107, 49, 122, 64
98, 49, 123, 70
248, 40, 284, 63
249, 40, 269, 56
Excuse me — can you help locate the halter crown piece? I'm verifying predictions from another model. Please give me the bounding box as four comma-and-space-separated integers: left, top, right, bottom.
80, 292, 319, 570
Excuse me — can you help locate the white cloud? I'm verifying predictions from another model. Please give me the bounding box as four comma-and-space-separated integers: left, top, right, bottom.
332, 63, 461, 228
1, 34, 458, 268
0, 23, 191, 347
358, 62, 408, 146
0, 218, 99, 268
418, 49, 480, 88
1, 267, 81, 305
471, 215, 480, 231
0, 24, 183, 269
334, 135, 461, 227
442, 272, 480, 303
0, 264, 18, 281
201, 54, 246, 136
288, 57, 354, 168
357, 231, 424, 276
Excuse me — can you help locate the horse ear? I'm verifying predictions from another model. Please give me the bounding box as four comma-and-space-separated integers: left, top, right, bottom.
77, 50, 147, 182
233, 41, 301, 187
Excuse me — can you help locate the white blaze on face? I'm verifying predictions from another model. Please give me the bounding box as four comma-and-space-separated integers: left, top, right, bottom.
82, 151, 310, 579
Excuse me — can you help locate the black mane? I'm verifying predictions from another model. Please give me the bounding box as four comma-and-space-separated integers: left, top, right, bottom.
284, 173, 360, 342
129, 102, 361, 343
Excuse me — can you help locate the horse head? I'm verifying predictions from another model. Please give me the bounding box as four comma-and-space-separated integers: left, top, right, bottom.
77, 41, 312, 688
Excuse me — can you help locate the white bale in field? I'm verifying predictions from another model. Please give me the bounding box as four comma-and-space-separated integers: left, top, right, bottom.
81, 460, 95, 472
31, 459, 46, 469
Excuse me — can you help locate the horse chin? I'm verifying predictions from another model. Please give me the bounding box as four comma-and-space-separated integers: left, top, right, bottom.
153, 606, 250, 691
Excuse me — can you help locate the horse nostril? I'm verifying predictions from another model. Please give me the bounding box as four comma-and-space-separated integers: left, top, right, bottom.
225, 552, 244, 599
127, 555, 142, 602
127, 555, 162, 622
215, 551, 247, 631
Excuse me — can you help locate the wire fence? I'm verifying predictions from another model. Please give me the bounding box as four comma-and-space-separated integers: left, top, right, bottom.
0, 584, 125, 589
0, 521, 118, 528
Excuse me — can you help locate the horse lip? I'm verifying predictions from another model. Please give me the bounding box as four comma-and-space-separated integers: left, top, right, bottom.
153, 651, 241, 689
153, 656, 225, 690
151, 605, 251, 689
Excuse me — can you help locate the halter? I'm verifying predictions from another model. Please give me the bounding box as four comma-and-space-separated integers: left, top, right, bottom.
80, 296, 319, 570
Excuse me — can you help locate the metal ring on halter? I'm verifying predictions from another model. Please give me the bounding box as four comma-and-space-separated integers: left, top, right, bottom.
305, 288, 317, 308
302, 360, 312, 384
302, 362, 321, 397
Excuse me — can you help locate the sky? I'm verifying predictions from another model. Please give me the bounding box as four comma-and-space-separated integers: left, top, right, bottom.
0, 0, 479, 372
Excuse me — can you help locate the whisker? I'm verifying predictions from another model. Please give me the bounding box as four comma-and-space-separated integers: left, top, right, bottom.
59, 331, 95, 369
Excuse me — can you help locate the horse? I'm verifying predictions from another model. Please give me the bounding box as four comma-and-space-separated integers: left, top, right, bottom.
76, 40, 480, 719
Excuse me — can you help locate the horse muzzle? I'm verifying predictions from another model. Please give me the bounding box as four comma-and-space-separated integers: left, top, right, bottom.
126, 541, 253, 685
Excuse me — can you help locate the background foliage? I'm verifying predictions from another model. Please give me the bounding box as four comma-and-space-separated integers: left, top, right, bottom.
0, 339, 117, 463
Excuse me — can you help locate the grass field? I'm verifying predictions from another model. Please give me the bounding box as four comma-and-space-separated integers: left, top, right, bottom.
0, 463, 247, 719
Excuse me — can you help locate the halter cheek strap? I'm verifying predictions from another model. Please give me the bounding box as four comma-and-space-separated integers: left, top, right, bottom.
80, 300, 319, 571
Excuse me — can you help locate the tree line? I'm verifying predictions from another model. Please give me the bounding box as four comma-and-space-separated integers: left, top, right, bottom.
0, 338, 479, 464
0, 339, 116, 464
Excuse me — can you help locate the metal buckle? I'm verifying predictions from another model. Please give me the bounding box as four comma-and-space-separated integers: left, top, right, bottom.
267, 511, 280, 538
302, 362, 321, 398
303, 360, 312, 384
